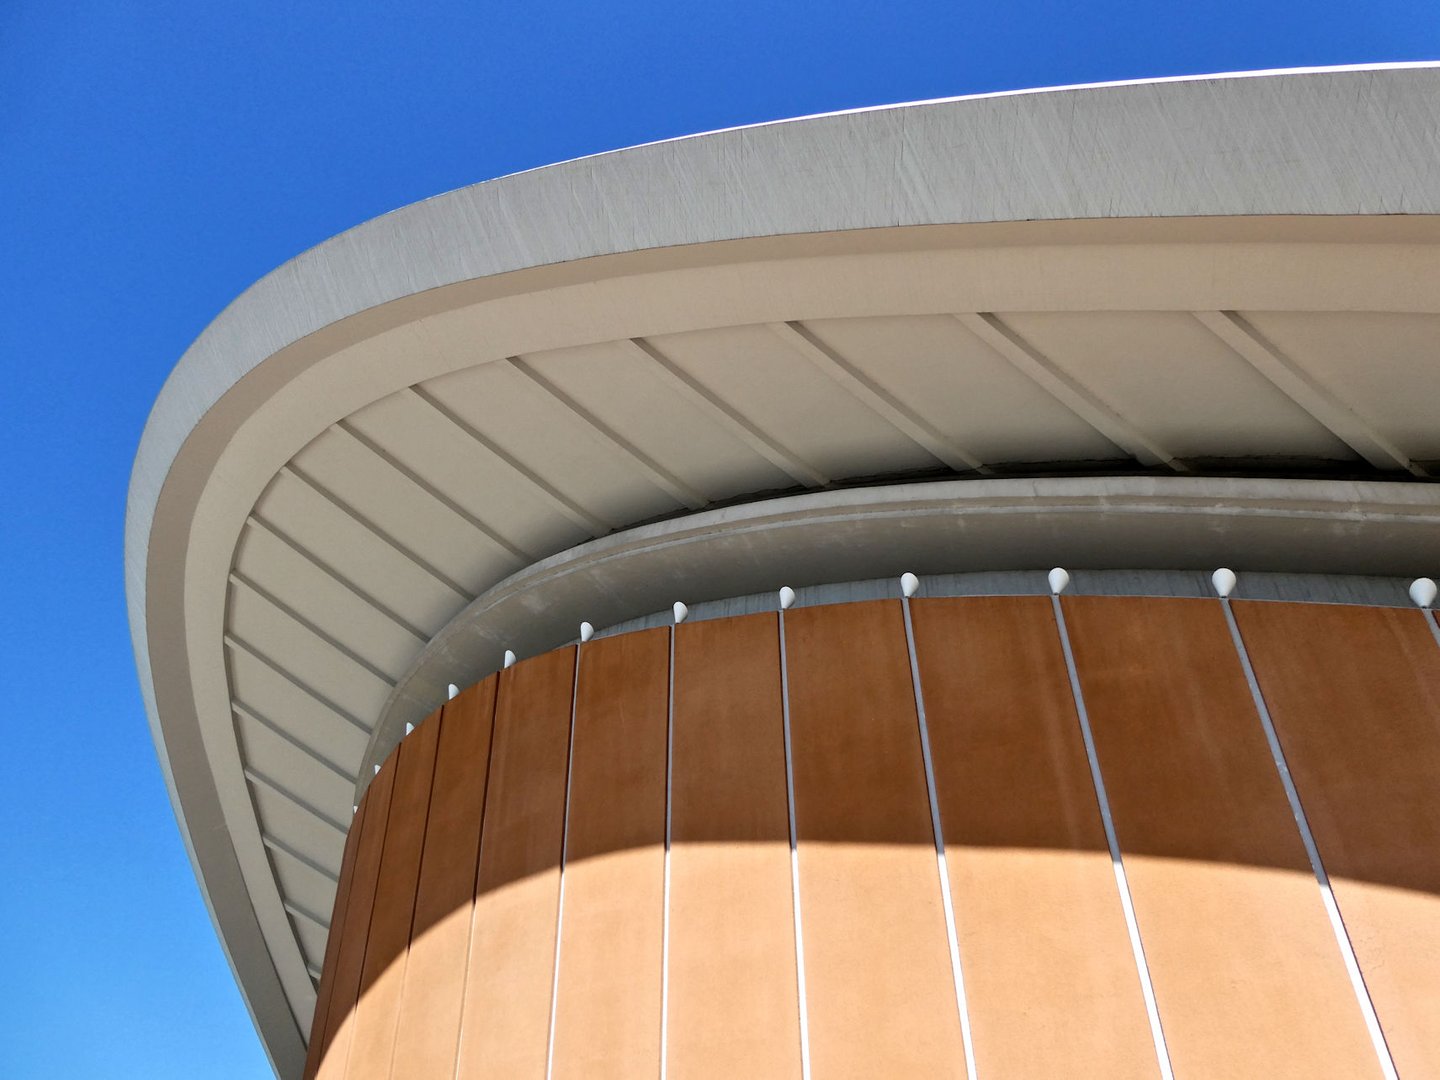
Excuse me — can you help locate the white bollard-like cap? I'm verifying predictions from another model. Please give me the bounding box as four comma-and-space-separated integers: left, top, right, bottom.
1048, 567, 1071, 595
373, 763, 381, 775
900, 572, 920, 599
405, 722, 414, 736
1410, 577, 1438, 609
447, 683, 460, 700
673, 601, 689, 625
503, 649, 517, 669
579, 621, 595, 643
1211, 568, 1238, 598
778, 586, 796, 610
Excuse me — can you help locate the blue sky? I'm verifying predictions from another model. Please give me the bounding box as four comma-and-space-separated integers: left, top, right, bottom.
1, 2, 1435, 1076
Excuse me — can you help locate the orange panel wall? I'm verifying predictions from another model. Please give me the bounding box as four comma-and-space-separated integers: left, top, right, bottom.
306, 597, 1440, 1080
910, 596, 1157, 1078
312, 757, 396, 1080
345, 713, 441, 1079
390, 677, 497, 1077
668, 613, 802, 1079
784, 600, 967, 1079
1235, 601, 1440, 1077
302, 779, 373, 1080
456, 648, 575, 1080
1063, 595, 1381, 1079
549, 629, 669, 1080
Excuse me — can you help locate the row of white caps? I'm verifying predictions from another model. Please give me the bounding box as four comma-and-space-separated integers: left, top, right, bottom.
373, 571, 1439, 785
360, 570, 1438, 792
1046, 568, 1437, 607
468, 571, 1439, 699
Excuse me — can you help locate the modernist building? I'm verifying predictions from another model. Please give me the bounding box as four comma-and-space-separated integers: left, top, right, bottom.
128, 65, 1440, 1079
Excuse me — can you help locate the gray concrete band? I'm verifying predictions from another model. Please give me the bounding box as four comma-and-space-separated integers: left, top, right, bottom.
362, 473, 1440, 789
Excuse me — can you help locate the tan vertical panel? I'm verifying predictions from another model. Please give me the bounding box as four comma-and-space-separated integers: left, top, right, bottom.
909, 596, 1156, 1078
345, 715, 442, 1080
668, 614, 802, 1079
303, 790, 372, 1079
785, 600, 966, 1079
390, 677, 498, 1077
456, 647, 575, 1080
314, 759, 397, 1080
550, 628, 669, 1080
1064, 596, 1381, 1079
1235, 601, 1440, 1077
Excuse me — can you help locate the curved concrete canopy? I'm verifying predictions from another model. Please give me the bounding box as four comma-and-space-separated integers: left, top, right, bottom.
369, 474, 1440, 782
126, 64, 1440, 1077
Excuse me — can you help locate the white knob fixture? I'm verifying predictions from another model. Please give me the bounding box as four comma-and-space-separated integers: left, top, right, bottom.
1211, 568, 1238, 598
1048, 567, 1071, 595
503, 649, 517, 669
900, 572, 920, 598
405, 722, 414, 736
580, 621, 595, 643
373, 764, 381, 775
778, 586, 796, 610
447, 683, 460, 701
673, 601, 689, 625
1410, 577, 1438, 609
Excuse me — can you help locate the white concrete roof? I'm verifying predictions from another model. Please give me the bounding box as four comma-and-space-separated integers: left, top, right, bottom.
127, 64, 1440, 1077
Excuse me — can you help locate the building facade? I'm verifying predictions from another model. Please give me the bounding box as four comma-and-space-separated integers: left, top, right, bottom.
128, 65, 1440, 1078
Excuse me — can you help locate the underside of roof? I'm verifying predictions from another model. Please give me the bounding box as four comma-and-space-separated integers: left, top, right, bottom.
127, 64, 1440, 1077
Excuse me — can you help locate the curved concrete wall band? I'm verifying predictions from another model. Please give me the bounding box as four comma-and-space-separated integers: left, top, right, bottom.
303, 592, 1440, 1080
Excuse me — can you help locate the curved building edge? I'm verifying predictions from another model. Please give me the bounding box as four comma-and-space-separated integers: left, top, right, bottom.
124, 64, 1440, 1076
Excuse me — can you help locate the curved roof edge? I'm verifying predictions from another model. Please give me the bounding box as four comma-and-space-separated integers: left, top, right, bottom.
125, 63, 1440, 1075
129, 61, 1440, 613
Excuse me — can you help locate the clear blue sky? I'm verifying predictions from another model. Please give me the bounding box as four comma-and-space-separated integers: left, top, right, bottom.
1, 2, 1435, 1076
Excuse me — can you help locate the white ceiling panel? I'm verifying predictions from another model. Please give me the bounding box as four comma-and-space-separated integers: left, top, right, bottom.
421, 360, 680, 527
227, 581, 394, 726
647, 323, 934, 481
249, 783, 348, 875
800, 315, 1122, 464
232, 523, 423, 680
227, 646, 371, 773
234, 712, 353, 819
269, 850, 339, 937
997, 311, 1354, 460
289, 427, 524, 592
1239, 311, 1440, 461
288, 916, 329, 975
517, 339, 795, 501
344, 390, 596, 556
253, 469, 466, 636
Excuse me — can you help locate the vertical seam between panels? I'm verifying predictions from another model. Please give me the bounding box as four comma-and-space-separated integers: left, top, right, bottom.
1221, 599, 1399, 1079
450, 679, 504, 1080
660, 628, 676, 1080
1424, 608, 1440, 651
545, 648, 583, 1080
900, 596, 979, 1080
1051, 594, 1174, 1080
382, 714, 444, 1080
777, 609, 813, 1080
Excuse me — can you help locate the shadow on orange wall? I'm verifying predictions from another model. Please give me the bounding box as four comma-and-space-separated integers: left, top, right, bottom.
304, 596, 1440, 1080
